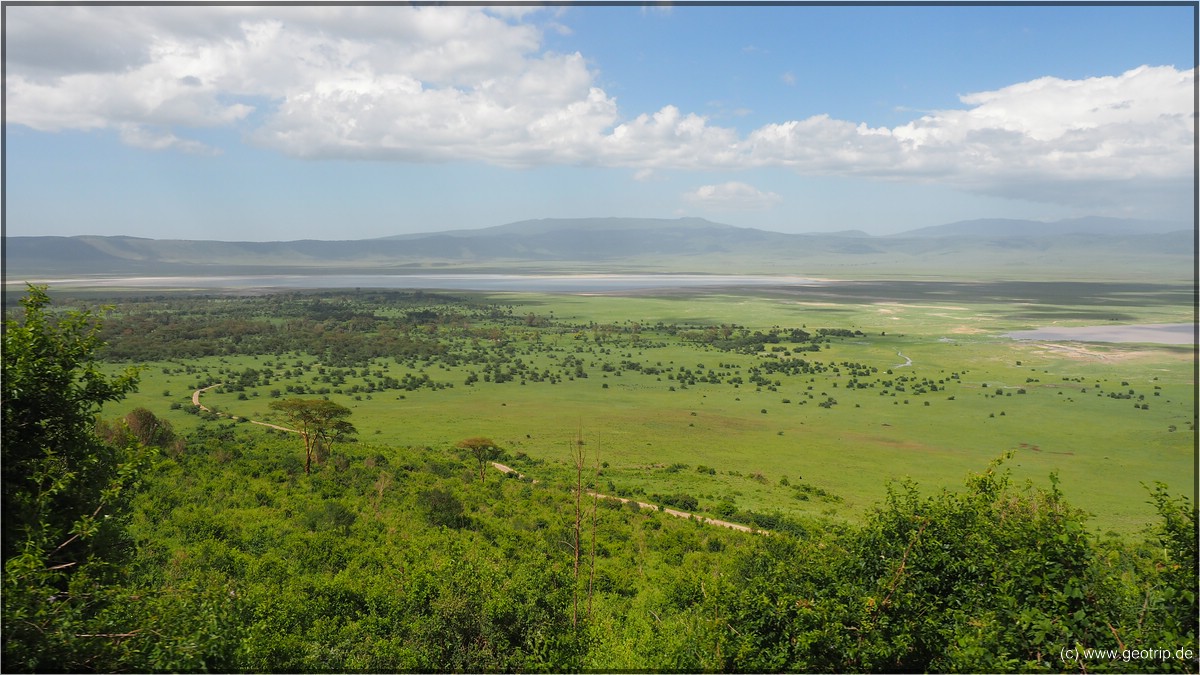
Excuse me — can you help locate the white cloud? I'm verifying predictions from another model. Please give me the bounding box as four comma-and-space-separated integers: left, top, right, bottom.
781, 71, 796, 86
684, 182, 782, 210
888, 65, 1193, 182
598, 105, 743, 169
118, 124, 221, 155
4, 6, 1192, 214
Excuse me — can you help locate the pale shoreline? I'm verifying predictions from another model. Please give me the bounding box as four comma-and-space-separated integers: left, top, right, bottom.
4, 272, 829, 293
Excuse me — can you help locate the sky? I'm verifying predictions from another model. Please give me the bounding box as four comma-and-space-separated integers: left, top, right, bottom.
3, 4, 1195, 241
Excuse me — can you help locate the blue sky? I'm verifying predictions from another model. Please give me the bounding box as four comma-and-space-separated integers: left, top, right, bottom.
4, 4, 1194, 241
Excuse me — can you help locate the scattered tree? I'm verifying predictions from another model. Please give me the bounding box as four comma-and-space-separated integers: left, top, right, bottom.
458, 436, 503, 481
96, 407, 181, 453
268, 398, 356, 474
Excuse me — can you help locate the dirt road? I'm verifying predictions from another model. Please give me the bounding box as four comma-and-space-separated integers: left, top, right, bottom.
191, 388, 763, 535
190, 384, 298, 433
191, 383, 223, 410
490, 462, 763, 534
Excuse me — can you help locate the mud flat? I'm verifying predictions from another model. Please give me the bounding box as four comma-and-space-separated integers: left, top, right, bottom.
1004, 323, 1194, 345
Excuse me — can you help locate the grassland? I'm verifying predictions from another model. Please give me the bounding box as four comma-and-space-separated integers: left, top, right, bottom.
80, 279, 1194, 538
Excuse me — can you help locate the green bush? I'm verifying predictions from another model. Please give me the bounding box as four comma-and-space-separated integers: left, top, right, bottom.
420, 488, 469, 529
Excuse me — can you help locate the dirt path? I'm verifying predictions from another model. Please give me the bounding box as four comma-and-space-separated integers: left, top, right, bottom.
594, 492, 760, 534
192, 388, 763, 535
191, 384, 298, 433
192, 383, 223, 410
490, 461, 529, 480
491, 462, 763, 535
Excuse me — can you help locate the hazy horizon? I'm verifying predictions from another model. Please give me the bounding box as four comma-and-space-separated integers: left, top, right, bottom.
6, 213, 1192, 245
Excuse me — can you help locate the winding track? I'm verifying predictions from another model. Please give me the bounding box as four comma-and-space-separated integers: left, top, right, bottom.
191, 383, 222, 409
193, 387, 766, 535
489, 463, 763, 534
191, 384, 298, 433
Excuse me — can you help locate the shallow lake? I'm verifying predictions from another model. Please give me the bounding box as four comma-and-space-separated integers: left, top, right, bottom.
11, 273, 825, 293
1004, 323, 1195, 345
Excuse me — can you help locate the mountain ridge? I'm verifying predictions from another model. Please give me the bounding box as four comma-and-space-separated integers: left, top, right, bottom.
5, 216, 1192, 281
375, 216, 748, 240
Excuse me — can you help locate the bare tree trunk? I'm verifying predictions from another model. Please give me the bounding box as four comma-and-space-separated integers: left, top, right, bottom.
588, 432, 599, 621
572, 424, 584, 628
372, 471, 392, 518
303, 431, 312, 475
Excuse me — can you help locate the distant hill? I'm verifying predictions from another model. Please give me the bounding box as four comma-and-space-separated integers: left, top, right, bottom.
6, 218, 789, 275
895, 216, 1187, 238
379, 217, 737, 239
4, 216, 1193, 281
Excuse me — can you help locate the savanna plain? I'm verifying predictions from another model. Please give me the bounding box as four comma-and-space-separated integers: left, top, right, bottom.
3, 276, 1196, 672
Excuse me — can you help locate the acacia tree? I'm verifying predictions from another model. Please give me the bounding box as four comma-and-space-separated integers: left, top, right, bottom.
457, 437, 502, 481
268, 398, 356, 474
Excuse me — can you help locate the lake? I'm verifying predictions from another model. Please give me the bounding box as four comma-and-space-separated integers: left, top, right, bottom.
8, 273, 825, 293
1004, 323, 1195, 345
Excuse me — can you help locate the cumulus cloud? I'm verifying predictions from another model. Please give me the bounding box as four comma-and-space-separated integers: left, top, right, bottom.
684, 182, 782, 210
887, 66, 1193, 182
4, 6, 1192, 212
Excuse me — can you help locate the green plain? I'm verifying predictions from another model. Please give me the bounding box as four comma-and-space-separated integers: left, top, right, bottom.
91, 280, 1195, 538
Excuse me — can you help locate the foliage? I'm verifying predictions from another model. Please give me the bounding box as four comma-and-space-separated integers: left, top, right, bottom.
8, 403, 1198, 672
96, 407, 184, 457
1134, 482, 1198, 651
1, 286, 163, 671
420, 488, 469, 529
709, 456, 1199, 672
1, 285, 141, 563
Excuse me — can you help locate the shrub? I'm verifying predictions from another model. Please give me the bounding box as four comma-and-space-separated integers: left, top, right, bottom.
420, 488, 468, 529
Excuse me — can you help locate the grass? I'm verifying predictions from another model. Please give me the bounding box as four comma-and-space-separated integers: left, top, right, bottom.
97, 283, 1194, 538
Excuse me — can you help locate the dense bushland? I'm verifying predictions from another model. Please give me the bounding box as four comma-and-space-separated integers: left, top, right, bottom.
3, 286, 1196, 672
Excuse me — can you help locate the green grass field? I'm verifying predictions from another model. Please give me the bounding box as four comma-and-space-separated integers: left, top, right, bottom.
96, 283, 1194, 537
